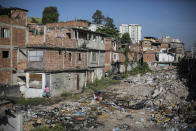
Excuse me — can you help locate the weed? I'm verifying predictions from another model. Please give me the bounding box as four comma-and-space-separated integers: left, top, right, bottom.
129, 62, 151, 75
14, 97, 49, 106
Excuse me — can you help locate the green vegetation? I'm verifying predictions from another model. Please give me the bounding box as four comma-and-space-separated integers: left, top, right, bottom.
121, 33, 132, 44
87, 78, 118, 92
42, 6, 59, 24
96, 26, 119, 39
92, 10, 120, 39
27, 17, 42, 24
92, 10, 104, 24
104, 16, 115, 29
14, 97, 49, 106
129, 62, 151, 75
123, 45, 131, 74
30, 124, 64, 131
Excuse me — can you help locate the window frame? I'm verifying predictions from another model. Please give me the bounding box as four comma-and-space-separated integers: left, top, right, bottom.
28, 50, 44, 62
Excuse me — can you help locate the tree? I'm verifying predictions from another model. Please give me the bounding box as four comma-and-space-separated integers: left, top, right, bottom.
96, 26, 119, 39
123, 45, 131, 74
42, 6, 59, 24
121, 33, 132, 44
31, 17, 38, 23
92, 10, 104, 24
104, 17, 115, 29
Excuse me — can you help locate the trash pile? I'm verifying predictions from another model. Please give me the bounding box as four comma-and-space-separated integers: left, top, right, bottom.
14, 69, 196, 131
119, 69, 196, 130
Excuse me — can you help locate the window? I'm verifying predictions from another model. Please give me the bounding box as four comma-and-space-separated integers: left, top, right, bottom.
78, 53, 81, 61
69, 53, 72, 61
66, 33, 71, 39
114, 54, 116, 59
29, 50, 43, 62
101, 37, 104, 43
92, 52, 96, 61
0, 28, 9, 38
88, 34, 91, 40
2, 51, 9, 58
29, 74, 42, 89
75, 31, 78, 39
93, 35, 96, 41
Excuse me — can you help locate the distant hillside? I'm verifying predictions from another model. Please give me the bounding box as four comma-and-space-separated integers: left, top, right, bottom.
27, 17, 42, 24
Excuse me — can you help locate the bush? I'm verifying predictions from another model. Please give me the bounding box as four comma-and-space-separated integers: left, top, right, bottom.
60, 91, 72, 98
129, 62, 151, 75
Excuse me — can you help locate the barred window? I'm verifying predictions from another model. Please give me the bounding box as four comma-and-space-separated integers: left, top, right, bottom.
0, 28, 9, 38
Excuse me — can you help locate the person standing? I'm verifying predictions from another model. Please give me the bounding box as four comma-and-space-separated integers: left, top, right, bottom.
45, 86, 50, 98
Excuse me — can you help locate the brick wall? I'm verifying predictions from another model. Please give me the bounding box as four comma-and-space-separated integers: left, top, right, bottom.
46, 29, 76, 48
104, 51, 111, 72
10, 10, 27, 26
104, 38, 112, 72
0, 71, 11, 84
143, 53, 155, 62
0, 48, 10, 68
12, 27, 26, 47
105, 38, 112, 50
0, 25, 10, 45
28, 33, 44, 45
47, 20, 89, 28
44, 50, 87, 71
0, 9, 27, 26
161, 43, 169, 48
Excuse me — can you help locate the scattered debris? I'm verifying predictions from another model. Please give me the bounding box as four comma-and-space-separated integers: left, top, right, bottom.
11, 69, 196, 130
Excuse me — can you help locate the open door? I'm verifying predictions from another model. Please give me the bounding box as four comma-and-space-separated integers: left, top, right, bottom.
77, 74, 79, 90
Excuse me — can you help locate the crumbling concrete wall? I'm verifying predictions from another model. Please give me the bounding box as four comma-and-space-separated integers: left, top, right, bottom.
88, 52, 105, 67
51, 72, 86, 96
0, 85, 21, 98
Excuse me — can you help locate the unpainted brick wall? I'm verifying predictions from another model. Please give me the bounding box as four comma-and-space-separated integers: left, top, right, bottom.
105, 38, 112, 50
47, 21, 88, 28
12, 27, 26, 47
0, 9, 27, 26
0, 71, 11, 84
28, 32, 44, 45
46, 29, 76, 48
0, 25, 10, 46
0, 48, 10, 68
44, 50, 87, 71
143, 53, 155, 62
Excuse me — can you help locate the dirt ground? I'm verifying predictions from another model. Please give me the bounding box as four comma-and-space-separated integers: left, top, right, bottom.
21, 69, 195, 131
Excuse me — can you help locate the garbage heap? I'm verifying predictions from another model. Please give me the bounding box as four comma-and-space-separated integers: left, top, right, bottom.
16, 69, 196, 131
112, 69, 196, 130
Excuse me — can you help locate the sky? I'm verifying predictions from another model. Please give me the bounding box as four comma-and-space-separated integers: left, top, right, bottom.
0, 0, 196, 50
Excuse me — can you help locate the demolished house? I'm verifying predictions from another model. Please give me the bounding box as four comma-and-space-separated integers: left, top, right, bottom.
139, 37, 184, 67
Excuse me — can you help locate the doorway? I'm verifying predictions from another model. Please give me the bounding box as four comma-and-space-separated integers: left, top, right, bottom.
77, 74, 79, 90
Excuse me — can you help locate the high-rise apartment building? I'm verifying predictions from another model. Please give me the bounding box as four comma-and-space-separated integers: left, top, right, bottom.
119, 24, 142, 44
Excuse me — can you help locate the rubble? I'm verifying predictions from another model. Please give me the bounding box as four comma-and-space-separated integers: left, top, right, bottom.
12, 69, 196, 130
